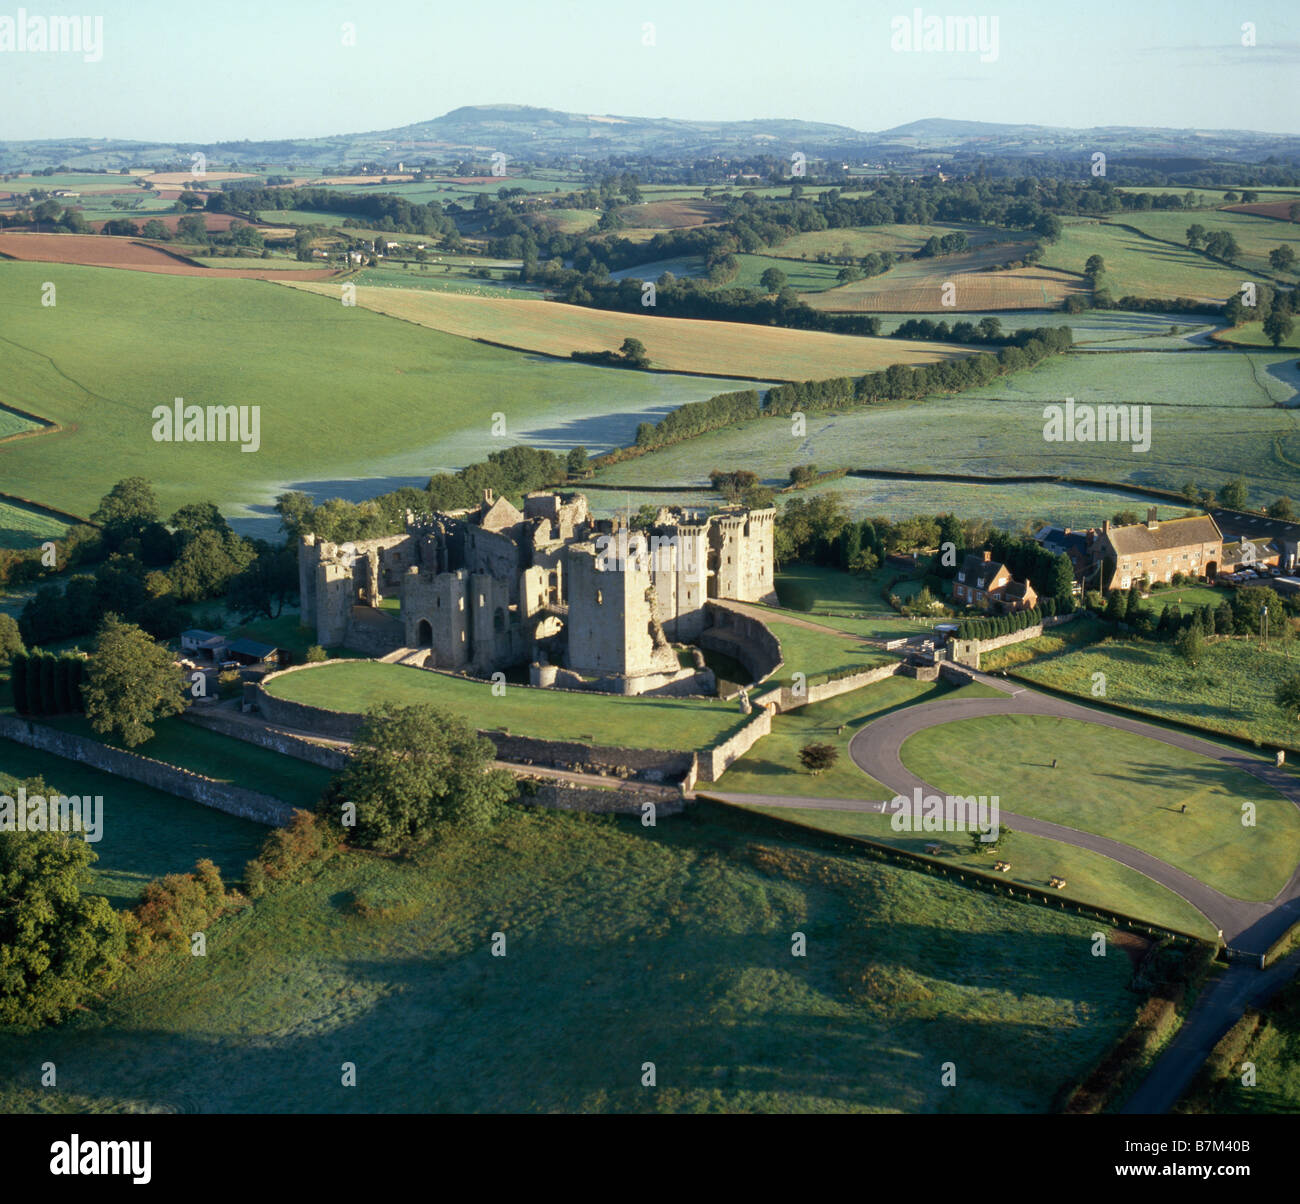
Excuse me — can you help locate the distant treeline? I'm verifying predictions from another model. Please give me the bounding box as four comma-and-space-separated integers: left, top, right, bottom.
622, 327, 1073, 452
213, 184, 458, 238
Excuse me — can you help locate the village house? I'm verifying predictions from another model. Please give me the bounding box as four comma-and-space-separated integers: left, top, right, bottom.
952, 550, 1039, 612
1097, 508, 1222, 591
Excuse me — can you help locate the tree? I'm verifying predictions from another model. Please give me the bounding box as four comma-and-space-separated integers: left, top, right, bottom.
140, 219, 170, 241
227, 541, 298, 621
1268, 497, 1295, 520
619, 337, 649, 368
1269, 246, 1297, 273
337, 703, 514, 849
759, 267, 788, 293
168, 528, 254, 603
1185, 224, 1207, 249
91, 477, 159, 552
1218, 479, 1249, 510
1263, 309, 1294, 348
1176, 624, 1204, 667
799, 743, 839, 775
176, 213, 207, 242
0, 614, 23, 665
177, 190, 205, 210
0, 820, 128, 1025
969, 825, 1009, 856
566, 446, 588, 476
1276, 672, 1300, 720
81, 614, 185, 747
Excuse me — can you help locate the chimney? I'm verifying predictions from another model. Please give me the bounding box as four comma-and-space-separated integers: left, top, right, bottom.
982, 550, 991, 561
1102, 520, 1110, 534
483, 489, 494, 505
1146, 507, 1158, 530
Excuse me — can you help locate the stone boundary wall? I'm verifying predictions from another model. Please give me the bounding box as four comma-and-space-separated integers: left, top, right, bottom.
696, 705, 773, 782
0, 715, 295, 827
184, 707, 350, 771
948, 613, 1078, 669
765, 660, 902, 713
519, 780, 686, 816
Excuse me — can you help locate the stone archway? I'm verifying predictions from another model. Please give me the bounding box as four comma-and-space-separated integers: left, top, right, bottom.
417, 618, 433, 647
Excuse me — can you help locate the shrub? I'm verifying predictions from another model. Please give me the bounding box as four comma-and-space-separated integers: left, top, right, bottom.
305, 644, 328, 663
134, 858, 230, 949
252, 809, 337, 883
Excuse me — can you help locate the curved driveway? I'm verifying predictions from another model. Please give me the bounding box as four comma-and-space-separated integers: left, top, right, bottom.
847, 673, 1300, 955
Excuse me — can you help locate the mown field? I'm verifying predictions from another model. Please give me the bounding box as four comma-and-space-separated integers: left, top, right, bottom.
263, 661, 750, 750
284, 281, 973, 381
989, 635, 1300, 751
0, 805, 1144, 1113
0, 739, 267, 908
768, 222, 1018, 263
0, 261, 756, 524
901, 713, 1300, 902
1037, 220, 1245, 301
872, 309, 1218, 345
752, 613, 892, 687
0, 498, 71, 549
807, 264, 1085, 312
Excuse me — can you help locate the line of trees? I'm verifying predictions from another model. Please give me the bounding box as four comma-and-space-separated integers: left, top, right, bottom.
9, 650, 87, 716
955, 606, 1050, 640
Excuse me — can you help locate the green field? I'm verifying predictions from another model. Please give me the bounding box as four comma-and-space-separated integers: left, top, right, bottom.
1215, 321, 1300, 351
0, 498, 71, 549
742, 803, 1217, 939
754, 613, 892, 687
0, 261, 755, 524
793, 475, 1178, 533
872, 309, 1219, 346
994, 634, 1300, 750
263, 661, 751, 750
0, 407, 41, 439
593, 340, 1300, 508
901, 713, 1300, 900
730, 254, 845, 292
1039, 220, 1246, 301
0, 738, 268, 907
0, 804, 1144, 1112
1105, 210, 1300, 280
768, 222, 1015, 264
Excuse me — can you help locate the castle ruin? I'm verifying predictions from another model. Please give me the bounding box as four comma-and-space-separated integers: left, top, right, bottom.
298, 490, 776, 696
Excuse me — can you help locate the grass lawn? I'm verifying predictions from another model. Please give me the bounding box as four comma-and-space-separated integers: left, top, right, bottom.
1000, 634, 1300, 750
1106, 210, 1300, 282
0, 805, 1143, 1113
40, 714, 336, 812
264, 660, 751, 750
715, 676, 967, 799
756, 614, 892, 687
742, 803, 1217, 939
900, 713, 1300, 901
771, 566, 919, 640
0, 739, 268, 908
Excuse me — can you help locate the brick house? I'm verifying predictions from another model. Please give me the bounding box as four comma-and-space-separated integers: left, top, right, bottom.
1098, 509, 1222, 592
953, 551, 1039, 612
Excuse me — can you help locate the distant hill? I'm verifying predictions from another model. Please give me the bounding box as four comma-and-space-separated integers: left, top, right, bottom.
2, 106, 1298, 172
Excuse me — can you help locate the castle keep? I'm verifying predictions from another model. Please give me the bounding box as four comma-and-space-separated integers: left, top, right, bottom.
299, 490, 776, 695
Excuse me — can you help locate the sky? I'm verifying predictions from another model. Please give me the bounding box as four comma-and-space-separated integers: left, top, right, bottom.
1, 0, 1298, 142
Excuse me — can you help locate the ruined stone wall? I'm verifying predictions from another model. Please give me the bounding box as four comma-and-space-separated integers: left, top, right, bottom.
696, 706, 772, 781
0, 715, 296, 826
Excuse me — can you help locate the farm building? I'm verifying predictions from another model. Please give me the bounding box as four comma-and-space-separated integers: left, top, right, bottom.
1098, 509, 1222, 591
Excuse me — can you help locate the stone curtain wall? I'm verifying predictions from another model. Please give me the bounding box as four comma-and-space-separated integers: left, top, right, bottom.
701, 601, 783, 683
520, 780, 686, 816
696, 706, 773, 781
0, 715, 296, 826
949, 612, 1079, 669
766, 661, 903, 713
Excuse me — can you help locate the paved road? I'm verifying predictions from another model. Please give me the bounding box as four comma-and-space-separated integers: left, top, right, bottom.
1121, 951, 1300, 1114
846, 673, 1300, 954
